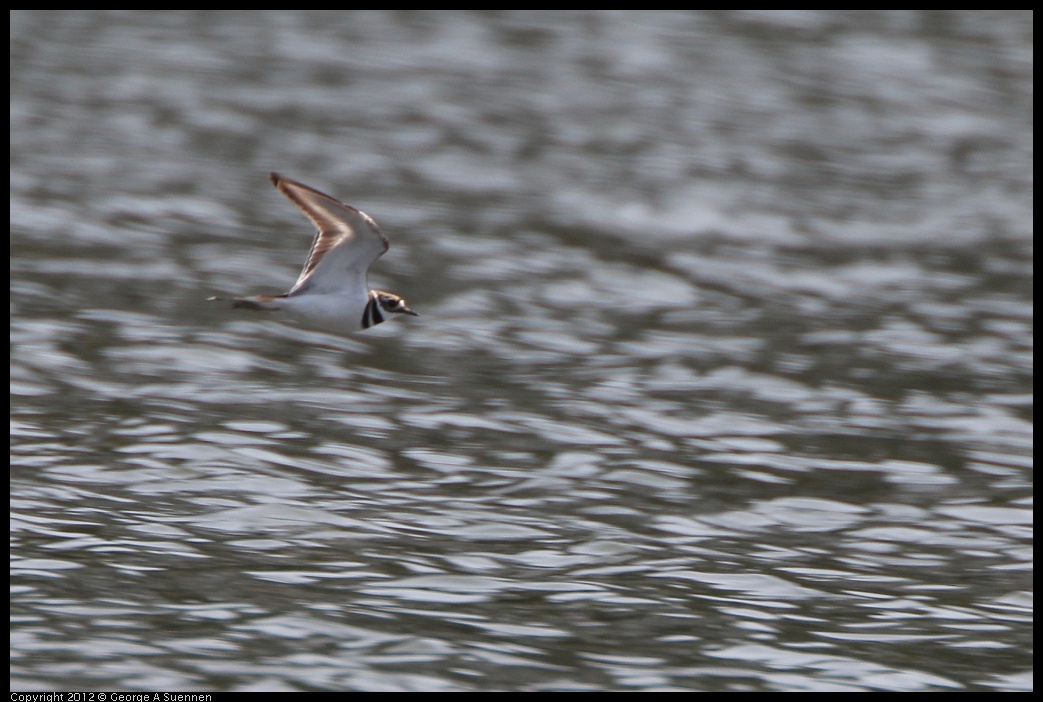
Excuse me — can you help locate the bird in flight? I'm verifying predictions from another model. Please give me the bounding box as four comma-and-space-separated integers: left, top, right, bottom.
212, 173, 417, 334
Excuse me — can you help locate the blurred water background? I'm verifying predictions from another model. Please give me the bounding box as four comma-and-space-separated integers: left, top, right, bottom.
10, 10, 1032, 692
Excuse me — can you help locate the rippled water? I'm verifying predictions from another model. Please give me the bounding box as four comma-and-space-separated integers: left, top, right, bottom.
11, 11, 1032, 692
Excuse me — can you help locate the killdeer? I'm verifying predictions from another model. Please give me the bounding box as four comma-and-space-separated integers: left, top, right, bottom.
213, 173, 417, 334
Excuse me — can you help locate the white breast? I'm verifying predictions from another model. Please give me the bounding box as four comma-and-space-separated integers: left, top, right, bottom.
278, 291, 370, 333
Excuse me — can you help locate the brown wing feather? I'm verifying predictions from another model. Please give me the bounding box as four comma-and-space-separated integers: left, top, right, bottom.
269, 172, 390, 294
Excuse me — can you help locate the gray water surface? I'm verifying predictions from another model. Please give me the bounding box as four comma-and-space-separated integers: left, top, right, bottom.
11, 11, 1032, 692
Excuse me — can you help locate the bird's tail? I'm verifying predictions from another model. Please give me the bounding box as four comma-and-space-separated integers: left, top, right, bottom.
207, 294, 285, 311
